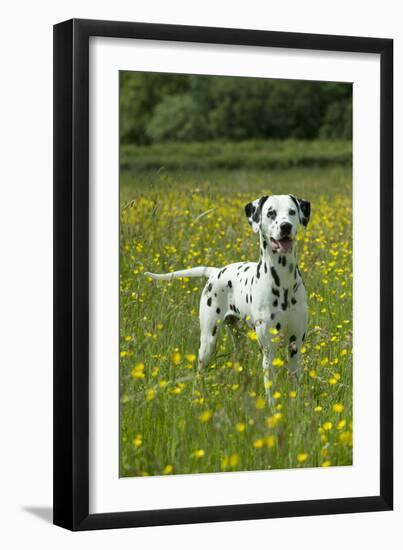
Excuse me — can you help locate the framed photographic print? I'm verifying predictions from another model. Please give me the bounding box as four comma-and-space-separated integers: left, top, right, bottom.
53, 19, 393, 530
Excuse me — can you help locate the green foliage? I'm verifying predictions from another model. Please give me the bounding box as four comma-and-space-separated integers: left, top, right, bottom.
119, 164, 353, 475
120, 139, 352, 173
120, 72, 352, 144
146, 93, 209, 142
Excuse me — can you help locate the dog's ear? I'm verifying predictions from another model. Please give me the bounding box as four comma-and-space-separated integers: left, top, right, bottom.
245, 195, 268, 233
298, 199, 311, 227
289, 195, 311, 228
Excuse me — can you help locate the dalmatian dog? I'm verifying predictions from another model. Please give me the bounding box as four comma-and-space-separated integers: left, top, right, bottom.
145, 194, 311, 403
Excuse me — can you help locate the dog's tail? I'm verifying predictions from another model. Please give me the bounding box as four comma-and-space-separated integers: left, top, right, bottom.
144, 266, 218, 281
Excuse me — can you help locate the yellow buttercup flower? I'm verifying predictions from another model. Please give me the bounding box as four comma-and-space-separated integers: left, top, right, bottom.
332, 403, 344, 413
297, 453, 308, 463
266, 435, 276, 448
272, 357, 284, 367
255, 396, 266, 410
229, 453, 239, 467
131, 363, 145, 379
162, 464, 173, 474
247, 330, 258, 342
199, 409, 213, 422
337, 419, 347, 430
132, 434, 142, 447
145, 388, 155, 401
192, 449, 205, 458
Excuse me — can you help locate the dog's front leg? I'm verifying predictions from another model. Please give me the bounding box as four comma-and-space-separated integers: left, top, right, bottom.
256, 322, 277, 406
287, 305, 308, 377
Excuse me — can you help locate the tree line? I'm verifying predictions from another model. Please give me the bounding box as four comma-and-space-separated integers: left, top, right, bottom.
120, 72, 352, 145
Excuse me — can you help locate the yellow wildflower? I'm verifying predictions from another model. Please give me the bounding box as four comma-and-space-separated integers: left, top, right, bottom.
199, 409, 213, 423
131, 363, 145, 379
297, 453, 308, 463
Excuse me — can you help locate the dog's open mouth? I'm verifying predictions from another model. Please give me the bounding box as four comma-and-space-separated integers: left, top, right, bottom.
270, 236, 293, 253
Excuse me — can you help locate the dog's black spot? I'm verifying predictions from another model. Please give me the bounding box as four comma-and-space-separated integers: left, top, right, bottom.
297, 265, 303, 282
272, 287, 280, 297
263, 240, 267, 249
302, 332, 306, 341
237, 265, 242, 270
273, 299, 278, 307
282, 256, 286, 267
257, 260, 262, 280
250, 294, 252, 303
214, 293, 217, 297
264, 262, 268, 273
267, 208, 277, 220
276, 322, 281, 331
289, 335, 297, 357
246, 295, 249, 303
278, 256, 282, 265
244, 266, 250, 272
251, 276, 254, 285
218, 268, 227, 279
291, 297, 297, 305
228, 280, 232, 288
281, 289, 289, 311
289, 263, 294, 274
207, 297, 212, 307
216, 308, 221, 314
270, 266, 280, 286
212, 325, 217, 336
245, 278, 248, 286
207, 283, 213, 292
271, 313, 275, 320
294, 265, 297, 279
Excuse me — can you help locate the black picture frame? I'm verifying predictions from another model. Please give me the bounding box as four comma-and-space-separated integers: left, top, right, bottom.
53, 18, 393, 531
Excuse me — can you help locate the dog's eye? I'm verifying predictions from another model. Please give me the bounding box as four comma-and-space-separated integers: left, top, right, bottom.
289, 209, 296, 216
267, 209, 277, 220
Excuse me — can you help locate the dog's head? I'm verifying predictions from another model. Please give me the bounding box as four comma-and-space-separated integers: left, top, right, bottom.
244, 194, 310, 254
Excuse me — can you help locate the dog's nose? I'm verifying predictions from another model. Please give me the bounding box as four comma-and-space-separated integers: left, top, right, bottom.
280, 221, 292, 235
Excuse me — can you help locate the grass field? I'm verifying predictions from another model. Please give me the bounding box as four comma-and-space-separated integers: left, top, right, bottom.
119, 141, 353, 477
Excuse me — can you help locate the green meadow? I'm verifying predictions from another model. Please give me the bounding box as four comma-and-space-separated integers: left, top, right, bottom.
119, 140, 353, 477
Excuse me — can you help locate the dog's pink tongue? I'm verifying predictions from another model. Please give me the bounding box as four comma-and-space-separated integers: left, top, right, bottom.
279, 238, 292, 253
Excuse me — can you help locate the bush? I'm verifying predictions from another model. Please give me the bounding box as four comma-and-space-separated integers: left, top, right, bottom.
146, 93, 209, 142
